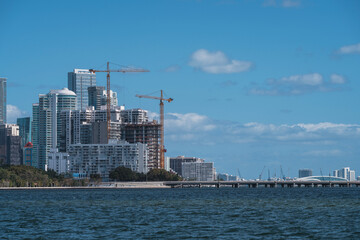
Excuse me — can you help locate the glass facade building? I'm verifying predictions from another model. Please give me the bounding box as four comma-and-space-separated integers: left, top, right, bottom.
68, 69, 96, 110
17, 117, 31, 148
0, 78, 6, 124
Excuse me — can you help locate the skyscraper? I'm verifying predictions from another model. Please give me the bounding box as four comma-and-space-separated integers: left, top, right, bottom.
31, 103, 39, 168
36, 88, 77, 170
17, 117, 31, 148
68, 69, 96, 110
0, 78, 6, 124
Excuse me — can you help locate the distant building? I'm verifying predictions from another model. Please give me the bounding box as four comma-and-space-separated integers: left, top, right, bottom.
48, 148, 69, 174
17, 117, 31, 148
35, 88, 77, 170
217, 173, 239, 181
59, 106, 124, 151
68, 69, 96, 110
169, 156, 204, 176
23, 142, 34, 167
88, 86, 105, 110
31, 103, 39, 168
68, 140, 148, 180
182, 162, 215, 181
121, 121, 160, 169
299, 169, 313, 178
120, 109, 148, 124
0, 124, 21, 165
101, 89, 118, 107
334, 167, 356, 181
0, 78, 6, 124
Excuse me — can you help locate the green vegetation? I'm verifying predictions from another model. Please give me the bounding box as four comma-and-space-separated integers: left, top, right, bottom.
0, 165, 88, 187
109, 166, 182, 181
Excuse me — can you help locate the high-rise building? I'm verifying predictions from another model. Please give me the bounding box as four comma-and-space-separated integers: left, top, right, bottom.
182, 162, 215, 181
68, 69, 96, 110
17, 117, 31, 148
68, 140, 148, 180
0, 78, 6, 124
121, 121, 160, 170
59, 106, 123, 151
36, 88, 77, 170
0, 124, 21, 165
88, 86, 105, 110
101, 89, 118, 107
31, 104, 39, 168
298, 169, 313, 178
333, 167, 356, 181
170, 156, 205, 176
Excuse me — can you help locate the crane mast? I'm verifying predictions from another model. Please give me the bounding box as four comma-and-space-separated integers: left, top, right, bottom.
136, 90, 173, 169
89, 62, 149, 141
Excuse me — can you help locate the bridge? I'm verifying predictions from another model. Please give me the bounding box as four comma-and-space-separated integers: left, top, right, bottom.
164, 180, 360, 188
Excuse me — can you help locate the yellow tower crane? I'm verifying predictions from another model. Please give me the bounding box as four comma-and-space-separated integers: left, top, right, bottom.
136, 90, 173, 169
89, 62, 149, 141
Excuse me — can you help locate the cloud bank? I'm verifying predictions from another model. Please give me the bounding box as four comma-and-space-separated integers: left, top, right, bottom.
189, 49, 253, 74
249, 73, 347, 96
337, 43, 360, 55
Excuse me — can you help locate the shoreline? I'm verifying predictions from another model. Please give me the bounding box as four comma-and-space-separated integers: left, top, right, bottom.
0, 181, 170, 190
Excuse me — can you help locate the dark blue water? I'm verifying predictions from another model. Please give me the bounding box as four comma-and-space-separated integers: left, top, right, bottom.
1, 188, 360, 239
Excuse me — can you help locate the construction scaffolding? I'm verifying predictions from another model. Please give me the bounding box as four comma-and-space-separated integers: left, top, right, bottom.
121, 121, 161, 170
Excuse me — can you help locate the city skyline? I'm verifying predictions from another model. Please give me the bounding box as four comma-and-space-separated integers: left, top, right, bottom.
1, 0, 359, 178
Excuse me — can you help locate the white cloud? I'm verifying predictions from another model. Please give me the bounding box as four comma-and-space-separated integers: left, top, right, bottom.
330, 74, 346, 84
282, 0, 301, 7
189, 49, 253, 74
250, 73, 347, 96
337, 43, 360, 54
166, 112, 216, 132
164, 65, 181, 72
303, 149, 342, 157
262, 0, 301, 8
6, 105, 28, 123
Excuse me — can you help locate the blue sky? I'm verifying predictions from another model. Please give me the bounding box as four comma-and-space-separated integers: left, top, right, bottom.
1, 0, 359, 178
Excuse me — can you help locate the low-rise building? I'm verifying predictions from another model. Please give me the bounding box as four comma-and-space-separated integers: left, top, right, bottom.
170, 156, 204, 176
68, 140, 148, 180
48, 148, 69, 174
182, 162, 215, 181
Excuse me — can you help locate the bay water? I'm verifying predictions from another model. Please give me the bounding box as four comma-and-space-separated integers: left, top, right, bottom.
1, 188, 360, 239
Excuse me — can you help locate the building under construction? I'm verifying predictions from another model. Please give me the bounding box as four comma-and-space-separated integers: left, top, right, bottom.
120, 109, 160, 170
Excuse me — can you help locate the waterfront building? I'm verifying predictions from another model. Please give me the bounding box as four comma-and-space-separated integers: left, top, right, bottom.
88, 86, 105, 110
17, 117, 31, 148
0, 124, 21, 165
182, 162, 215, 181
23, 142, 34, 167
333, 167, 356, 181
170, 156, 204, 176
68, 69, 96, 110
48, 148, 69, 174
68, 140, 148, 180
0, 78, 6, 124
36, 88, 77, 170
298, 169, 313, 178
